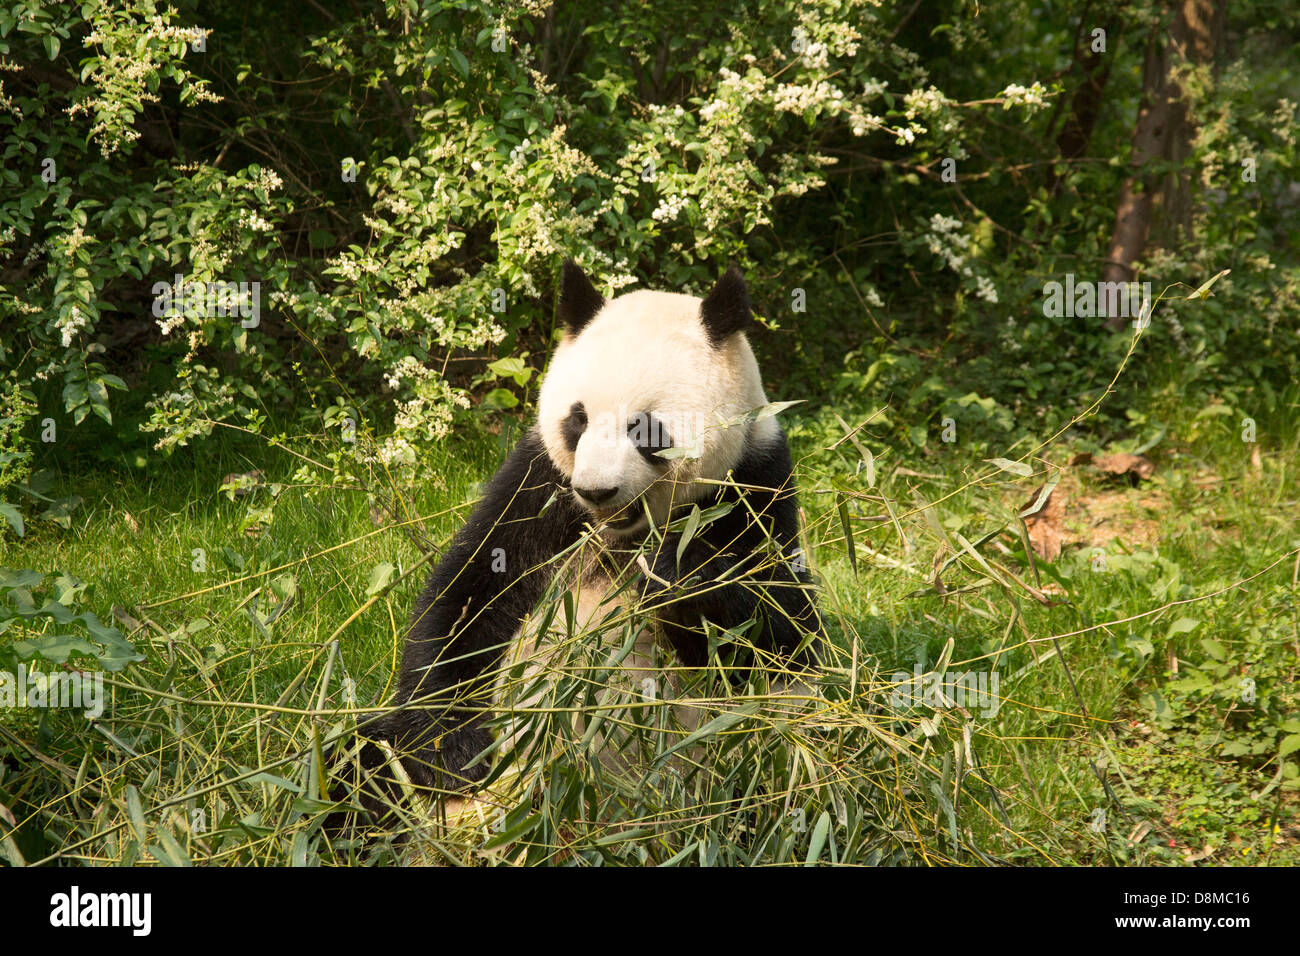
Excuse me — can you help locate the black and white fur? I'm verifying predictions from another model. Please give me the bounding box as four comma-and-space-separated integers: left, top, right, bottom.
359, 261, 820, 801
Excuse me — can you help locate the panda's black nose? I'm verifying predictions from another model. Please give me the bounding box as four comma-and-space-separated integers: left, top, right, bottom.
574, 485, 619, 505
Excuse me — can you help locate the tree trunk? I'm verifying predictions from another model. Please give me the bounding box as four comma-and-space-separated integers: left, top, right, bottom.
1101, 0, 1225, 330
1049, 13, 1123, 194
1163, 0, 1227, 240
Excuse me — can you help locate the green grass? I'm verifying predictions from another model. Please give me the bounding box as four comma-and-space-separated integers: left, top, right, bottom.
1, 382, 1297, 866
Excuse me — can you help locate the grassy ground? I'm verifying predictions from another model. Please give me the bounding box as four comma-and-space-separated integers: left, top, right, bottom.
1, 378, 1297, 865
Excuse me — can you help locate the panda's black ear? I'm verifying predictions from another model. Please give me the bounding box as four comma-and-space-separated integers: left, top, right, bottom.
557, 260, 604, 335
700, 263, 754, 346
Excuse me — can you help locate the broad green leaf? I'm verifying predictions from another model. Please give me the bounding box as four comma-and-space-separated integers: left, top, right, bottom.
1185, 268, 1230, 300
365, 562, 395, 597
0, 502, 23, 537
804, 810, 831, 865
986, 458, 1033, 477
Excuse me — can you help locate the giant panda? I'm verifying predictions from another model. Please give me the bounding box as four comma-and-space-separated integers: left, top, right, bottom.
354, 260, 821, 812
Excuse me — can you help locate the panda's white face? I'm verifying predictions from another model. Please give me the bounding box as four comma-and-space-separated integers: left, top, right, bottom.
537, 284, 774, 539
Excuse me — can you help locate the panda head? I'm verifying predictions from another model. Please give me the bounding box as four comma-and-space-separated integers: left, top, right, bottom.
537, 261, 776, 539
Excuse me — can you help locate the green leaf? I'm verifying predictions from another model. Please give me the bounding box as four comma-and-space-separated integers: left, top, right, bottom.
0, 502, 23, 537
154, 827, 192, 866
1200, 637, 1226, 661
804, 810, 831, 865
487, 357, 532, 386
479, 387, 518, 411
717, 400, 803, 429
653, 702, 759, 766
1185, 268, 1230, 300
247, 772, 301, 792
1280, 734, 1300, 760
125, 785, 148, 842
1019, 476, 1060, 518
41, 495, 82, 529
482, 810, 541, 849
986, 458, 1033, 477
838, 499, 857, 577
0, 568, 41, 588
1125, 634, 1154, 659
675, 505, 701, 568
448, 48, 469, 79
365, 562, 395, 597
62, 380, 88, 412
10, 633, 98, 665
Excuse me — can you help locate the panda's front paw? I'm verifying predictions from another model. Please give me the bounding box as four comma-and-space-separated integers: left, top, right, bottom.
636, 550, 703, 610
635, 551, 675, 600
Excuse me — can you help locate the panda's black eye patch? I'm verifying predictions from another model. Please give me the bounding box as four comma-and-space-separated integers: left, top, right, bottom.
627, 411, 673, 464
561, 402, 587, 452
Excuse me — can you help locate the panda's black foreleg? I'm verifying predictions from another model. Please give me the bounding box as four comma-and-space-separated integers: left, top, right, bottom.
355, 428, 584, 806
641, 537, 820, 669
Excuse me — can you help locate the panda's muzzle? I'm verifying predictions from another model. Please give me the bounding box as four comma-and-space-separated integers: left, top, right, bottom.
573, 485, 619, 505
573, 489, 644, 531
600, 498, 644, 530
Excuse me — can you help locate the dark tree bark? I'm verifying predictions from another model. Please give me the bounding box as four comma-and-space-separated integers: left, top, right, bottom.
1101, 0, 1226, 330
1163, 0, 1228, 239
1048, 10, 1124, 194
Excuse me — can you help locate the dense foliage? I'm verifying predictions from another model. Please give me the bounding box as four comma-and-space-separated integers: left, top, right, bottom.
3, 0, 1295, 495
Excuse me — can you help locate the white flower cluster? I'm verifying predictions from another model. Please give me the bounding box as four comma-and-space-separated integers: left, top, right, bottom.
925, 214, 997, 302
893, 124, 924, 145
156, 310, 185, 335
904, 86, 952, 117
584, 250, 640, 293
1000, 82, 1048, 110
817, 20, 862, 59
800, 42, 830, 70
383, 354, 433, 391
365, 377, 471, 470
699, 98, 730, 123
651, 193, 690, 222
0, 75, 20, 120
56, 306, 90, 347
772, 80, 844, 114
904, 85, 960, 136
380, 194, 415, 217
1273, 99, 1297, 147
58, 225, 92, 257
248, 168, 283, 193
236, 209, 274, 233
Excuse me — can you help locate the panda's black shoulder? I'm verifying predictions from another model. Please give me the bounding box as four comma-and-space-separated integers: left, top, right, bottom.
453, 426, 583, 551
731, 424, 796, 488
482, 426, 566, 496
